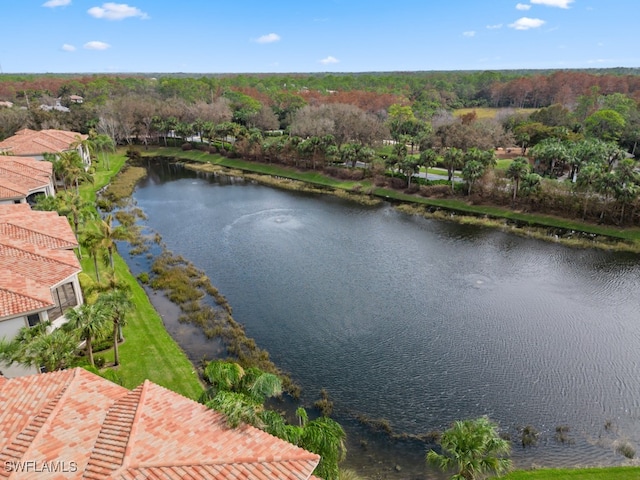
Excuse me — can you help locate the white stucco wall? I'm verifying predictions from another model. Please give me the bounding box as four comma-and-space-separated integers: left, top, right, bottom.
0, 316, 38, 378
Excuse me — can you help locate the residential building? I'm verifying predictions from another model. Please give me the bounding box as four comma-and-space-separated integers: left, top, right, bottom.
0, 156, 55, 204
0, 368, 322, 479
0, 204, 82, 378
0, 129, 90, 167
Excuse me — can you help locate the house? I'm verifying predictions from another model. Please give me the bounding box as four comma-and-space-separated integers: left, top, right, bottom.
0, 368, 322, 479
0, 129, 91, 167
0, 101, 13, 108
40, 100, 70, 113
69, 95, 83, 104
0, 156, 55, 204
0, 204, 82, 378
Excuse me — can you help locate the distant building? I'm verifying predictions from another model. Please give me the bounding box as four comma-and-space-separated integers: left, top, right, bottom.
40, 99, 70, 113
0, 368, 322, 479
0, 101, 13, 108
69, 95, 84, 104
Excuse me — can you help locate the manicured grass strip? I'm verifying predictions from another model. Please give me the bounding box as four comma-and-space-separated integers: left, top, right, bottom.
79, 151, 204, 400
503, 466, 640, 480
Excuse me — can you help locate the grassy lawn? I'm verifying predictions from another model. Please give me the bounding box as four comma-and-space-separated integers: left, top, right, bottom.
79, 152, 204, 400
503, 466, 640, 479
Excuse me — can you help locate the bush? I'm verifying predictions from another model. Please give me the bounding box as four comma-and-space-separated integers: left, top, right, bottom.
94, 356, 106, 368
181, 142, 193, 151
616, 441, 636, 459
137, 272, 149, 284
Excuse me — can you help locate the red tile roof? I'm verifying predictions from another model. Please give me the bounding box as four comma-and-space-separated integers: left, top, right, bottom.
0, 157, 53, 201
0, 129, 87, 156
0, 369, 321, 479
0, 205, 80, 319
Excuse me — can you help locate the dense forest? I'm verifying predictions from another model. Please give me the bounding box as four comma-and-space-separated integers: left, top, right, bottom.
2, 69, 640, 228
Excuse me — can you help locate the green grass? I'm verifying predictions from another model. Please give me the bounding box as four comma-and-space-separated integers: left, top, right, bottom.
79, 151, 204, 400
503, 466, 640, 479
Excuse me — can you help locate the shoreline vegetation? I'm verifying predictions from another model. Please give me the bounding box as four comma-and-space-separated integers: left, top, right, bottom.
89, 151, 640, 479
145, 147, 640, 252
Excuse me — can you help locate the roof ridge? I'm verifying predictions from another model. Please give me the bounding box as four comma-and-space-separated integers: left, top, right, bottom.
0, 371, 74, 474
84, 383, 145, 479
119, 381, 149, 471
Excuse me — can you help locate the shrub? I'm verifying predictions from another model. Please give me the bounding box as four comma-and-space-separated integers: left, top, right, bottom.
616, 441, 636, 459
181, 142, 193, 151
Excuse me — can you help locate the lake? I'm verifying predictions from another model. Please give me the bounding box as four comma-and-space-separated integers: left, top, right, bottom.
124, 161, 640, 477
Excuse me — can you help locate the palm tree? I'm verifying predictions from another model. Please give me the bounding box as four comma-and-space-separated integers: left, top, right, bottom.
0, 322, 79, 373
81, 231, 102, 283
442, 147, 464, 193
298, 415, 347, 480
95, 214, 129, 272
60, 191, 97, 236
506, 157, 530, 202
461, 160, 486, 195
57, 150, 93, 195
97, 289, 133, 366
419, 148, 439, 182
91, 132, 116, 170
426, 416, 512, 480
64, 303, 110, 368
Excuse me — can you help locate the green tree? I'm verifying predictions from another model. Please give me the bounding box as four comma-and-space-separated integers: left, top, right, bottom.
64, 303, 110, 368
506, 157, 530, 202
201, 360, 346, 480
461, 160, 486, 195
94, 214, 129, 272
426, 416, 512, 480
97, 289, 133, 366
575, 162, 605, 219
584, 109, 626, 143
0, 322, 79, 373
419, 148, 440, 181
442, 147, 464, 192
91, 132, 116, 170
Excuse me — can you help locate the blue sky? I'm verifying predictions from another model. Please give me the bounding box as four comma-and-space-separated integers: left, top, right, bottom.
1, 0, 637, 73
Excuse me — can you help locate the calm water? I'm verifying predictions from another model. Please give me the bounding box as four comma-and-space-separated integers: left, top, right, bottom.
127, 162, 640, 475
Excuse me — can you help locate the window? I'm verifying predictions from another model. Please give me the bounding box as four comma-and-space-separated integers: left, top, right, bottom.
27, 313, 41, 327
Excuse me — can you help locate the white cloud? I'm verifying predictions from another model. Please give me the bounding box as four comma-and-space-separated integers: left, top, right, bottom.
319, 56, 339, 65
516, 3, 531, 10
530, 0, 574, 8
463, 31, 476, 37
255, 33, 281, 44
84, 41, 111, 50
486, 24, 503, 29
43, 0, 71, 7
88, 3, 149, 20
509, 17, 545, 30
62, 44, 76, 51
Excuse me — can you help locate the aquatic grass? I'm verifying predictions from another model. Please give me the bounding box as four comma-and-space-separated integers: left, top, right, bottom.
146, 248, 300, 397
78, 151, 204, 400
